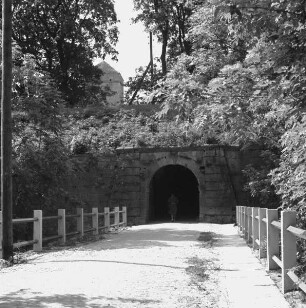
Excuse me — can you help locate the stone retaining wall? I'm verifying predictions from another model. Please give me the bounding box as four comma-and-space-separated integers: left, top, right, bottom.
65, 146, 245, 224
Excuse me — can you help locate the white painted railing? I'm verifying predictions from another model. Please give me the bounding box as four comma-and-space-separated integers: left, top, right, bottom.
0, 206, 127, 258
236, 206, 306, 294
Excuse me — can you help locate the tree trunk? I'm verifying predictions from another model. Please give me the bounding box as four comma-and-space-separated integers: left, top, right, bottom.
160, 22, 169, 75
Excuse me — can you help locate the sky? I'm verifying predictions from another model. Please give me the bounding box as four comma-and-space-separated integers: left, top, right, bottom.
96, 0, 161, 82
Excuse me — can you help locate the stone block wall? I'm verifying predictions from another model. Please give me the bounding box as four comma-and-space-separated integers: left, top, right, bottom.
65, 146, 244, 225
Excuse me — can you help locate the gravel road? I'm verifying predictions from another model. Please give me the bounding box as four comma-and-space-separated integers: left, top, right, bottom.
0, 223, 290, 308
0, 223, 221, 308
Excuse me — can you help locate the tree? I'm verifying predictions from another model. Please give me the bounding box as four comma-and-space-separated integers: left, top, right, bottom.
148, 0, 306, 211
11, 50, 69, 217
11, 0, 118, 105
133, 0, 195, 75
125, 62, 163, 104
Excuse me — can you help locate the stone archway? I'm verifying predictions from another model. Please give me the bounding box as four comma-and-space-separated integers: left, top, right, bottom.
149, 165, 199, 222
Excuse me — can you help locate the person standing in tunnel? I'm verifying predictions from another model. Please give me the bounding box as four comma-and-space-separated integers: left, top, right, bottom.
168, 193, 178, 222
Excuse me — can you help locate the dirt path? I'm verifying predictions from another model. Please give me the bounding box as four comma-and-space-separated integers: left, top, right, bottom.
0, 223, 290, 308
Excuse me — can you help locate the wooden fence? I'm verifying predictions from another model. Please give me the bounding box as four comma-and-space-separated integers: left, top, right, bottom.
236, 205, 306, 294
0, 206, 127, 258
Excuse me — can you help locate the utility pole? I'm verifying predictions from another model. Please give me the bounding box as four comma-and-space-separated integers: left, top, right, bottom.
150, 32, 154, 86
1, 0, 13, 260
129, 32, 155, 105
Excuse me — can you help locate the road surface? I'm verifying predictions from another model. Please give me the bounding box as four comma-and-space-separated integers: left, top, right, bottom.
0, 223, 290, 308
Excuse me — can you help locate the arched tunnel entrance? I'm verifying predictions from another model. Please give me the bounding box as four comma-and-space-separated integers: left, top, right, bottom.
149, 165, 199, 222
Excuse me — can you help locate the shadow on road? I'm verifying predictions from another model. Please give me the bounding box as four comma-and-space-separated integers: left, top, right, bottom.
213, 233, 247, 247
78, 224, 204, 251
0, 289, 161, 308
76, 224, 247, 251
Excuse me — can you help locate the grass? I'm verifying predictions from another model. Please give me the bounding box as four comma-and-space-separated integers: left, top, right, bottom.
184, 231, 221, 307
186, 256, 220, 291
187, 231, 219, 290
0, 249, 29, 269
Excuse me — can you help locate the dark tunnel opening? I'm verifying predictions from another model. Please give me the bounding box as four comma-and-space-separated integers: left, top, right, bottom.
149, 165, 199, 222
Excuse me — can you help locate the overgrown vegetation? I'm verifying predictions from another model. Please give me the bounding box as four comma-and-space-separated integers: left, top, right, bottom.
11, 0, 118, 105
130, 0, 306, 211
6, 0, 306, 274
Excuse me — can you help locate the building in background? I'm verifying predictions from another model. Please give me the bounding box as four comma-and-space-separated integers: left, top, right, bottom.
96, 61, 124, 105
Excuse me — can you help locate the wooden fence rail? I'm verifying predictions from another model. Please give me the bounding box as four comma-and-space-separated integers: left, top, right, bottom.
0, 206, 127, 258
236, 205, 306, 294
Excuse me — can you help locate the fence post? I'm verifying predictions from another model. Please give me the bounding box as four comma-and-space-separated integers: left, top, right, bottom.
259, 208, 267, 258
92, 208, 99, 236
240, 206, 243, 233
104, 207, 110, 232
58, 209, 66, 245
241, 206, 245, 236
252, 207, 259, 250
236, 206, 239, 230
242, 206, 244, 236
267, 209, 279, 270
115, 207, 120, 226
247, 207, 252, 243
243, 206, 247, 238
0, 211, 2, 259
281, 211, 297, 293
33, 210, 42, 252
122, 206, 127, 227
77, 208, 84, 237
237, 206, 241, 233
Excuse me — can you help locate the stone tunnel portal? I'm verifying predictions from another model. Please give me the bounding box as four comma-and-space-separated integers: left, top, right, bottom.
149, 165, 199, 222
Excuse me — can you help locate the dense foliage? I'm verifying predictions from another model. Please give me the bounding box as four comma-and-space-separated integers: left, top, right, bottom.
66, 105, 209, 154
132, 0, 306, 212
10, 48, 73, 219
11, 0, 118, 105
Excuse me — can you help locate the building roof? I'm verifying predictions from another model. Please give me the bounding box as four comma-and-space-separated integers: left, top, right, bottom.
96, 61, 124, 83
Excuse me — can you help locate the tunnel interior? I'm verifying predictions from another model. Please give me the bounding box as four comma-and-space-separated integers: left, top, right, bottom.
149, 165, 199, 222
